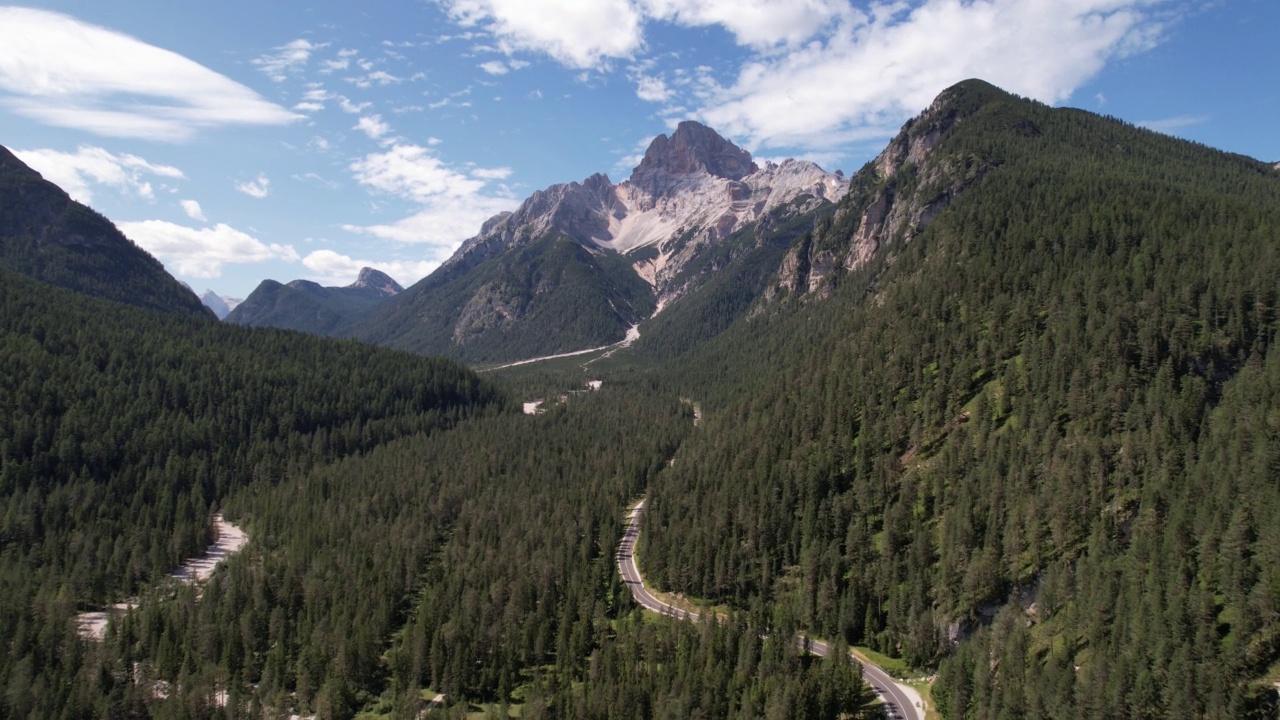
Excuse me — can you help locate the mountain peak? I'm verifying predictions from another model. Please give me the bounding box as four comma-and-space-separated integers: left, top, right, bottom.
628, 121, 758, 195
349, 267, 402, 296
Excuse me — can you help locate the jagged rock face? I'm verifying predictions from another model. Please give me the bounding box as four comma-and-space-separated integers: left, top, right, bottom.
349, 267, 402, 296
773, 79, 1005, 299
610, 158, 846, 298
442, 122, 846, 309
446, 173, 624, 270
628, 120, 758, 201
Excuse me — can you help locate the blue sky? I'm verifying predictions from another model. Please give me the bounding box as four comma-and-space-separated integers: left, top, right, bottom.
0, 0, 1276, 299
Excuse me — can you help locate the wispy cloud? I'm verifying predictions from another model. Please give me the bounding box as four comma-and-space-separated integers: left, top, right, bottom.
690, 0, 1180, 152
642, 0, 851, 48
634, 75, 672, 103
119, 220, 298, 278
13, 145, 183, 204
438, 0, 644, 69
354, 114, 393, 141
440, 0, 1179, 156
235, 173, 271, 199
180, 199, 206, 221
301, 248, 435, 287
254, 39, 327, 82
344, 142, 517, 248
1137, 114, 1209, 133
348, 70, 403, 88
0, 8, 300, 142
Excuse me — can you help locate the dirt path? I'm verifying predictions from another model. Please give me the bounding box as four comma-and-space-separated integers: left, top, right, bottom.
76, 514, 248, 640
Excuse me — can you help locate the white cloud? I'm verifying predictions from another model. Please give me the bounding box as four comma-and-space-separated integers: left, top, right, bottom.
345, 142, 517, 247
0, 8, 300, 141
12, 145, 184, 204
439, 0, 644, 68
342, 196, 515, 247
294, 101, 325, 112
479, 60, 510, 75
355, 114, 392, 140
235, 173, 271, 199
340, 96, 372, 113
434, 0, 1175, 155
470, 166, 513, 180
640, 0, 852, 47
301, 249, 436, 286
1138, 114, 1209, 133
180, 199, 206, 221
350, 144, 488, 201
348, 70, 403, 88
635, 75, 671, 103
118, 220, 298, 278
690, 0, 1177, 152
254, 39, 325, 82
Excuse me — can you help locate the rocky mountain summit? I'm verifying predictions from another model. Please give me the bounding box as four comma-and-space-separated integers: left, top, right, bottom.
350, 121, 848, 362
447, 120, 846, 306
199, 290, 241, 319
349, 267, 403, 296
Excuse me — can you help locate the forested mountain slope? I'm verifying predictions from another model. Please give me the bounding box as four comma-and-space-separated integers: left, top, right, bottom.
1, 268, 885, 718
352, 231, 657, 363
7, 77, 1280, 720
0, 146, 211, 319
641, 79, 1280, 716
226, 267, 402, 334
0, 269, 508, 716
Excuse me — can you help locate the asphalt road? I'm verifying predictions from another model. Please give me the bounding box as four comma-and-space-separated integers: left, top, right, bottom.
616, 499, 922, 720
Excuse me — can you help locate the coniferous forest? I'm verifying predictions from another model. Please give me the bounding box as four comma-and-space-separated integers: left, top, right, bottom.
3, 80, 1280, 719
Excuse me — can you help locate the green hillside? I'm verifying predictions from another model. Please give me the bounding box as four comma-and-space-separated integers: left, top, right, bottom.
641, 80, 1280, 715
226, 272, 401, 335
354, 233, 656, 363
0, 269, 510, 716
0, 146, 211, 319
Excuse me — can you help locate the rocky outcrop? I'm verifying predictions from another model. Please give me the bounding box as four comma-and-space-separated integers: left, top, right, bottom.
446, 173, 624, 270
628, 120, 758, 202
438, 123, 846, 313
349, 267, 403, 296
773, 79, 1006, 299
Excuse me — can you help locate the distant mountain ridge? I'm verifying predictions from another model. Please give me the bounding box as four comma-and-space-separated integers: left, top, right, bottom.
227, 267, 402, 334
0, 145, 211, 319
199, 290, 242, 319
351, 121, 846, 362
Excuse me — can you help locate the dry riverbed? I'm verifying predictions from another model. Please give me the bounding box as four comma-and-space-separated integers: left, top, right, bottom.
75, 513, 248, 640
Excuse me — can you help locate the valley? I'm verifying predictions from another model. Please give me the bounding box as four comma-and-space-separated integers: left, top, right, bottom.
3, 77, 1280, 719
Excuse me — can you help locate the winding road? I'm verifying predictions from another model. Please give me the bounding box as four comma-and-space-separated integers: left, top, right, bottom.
616, 499, 923, 720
